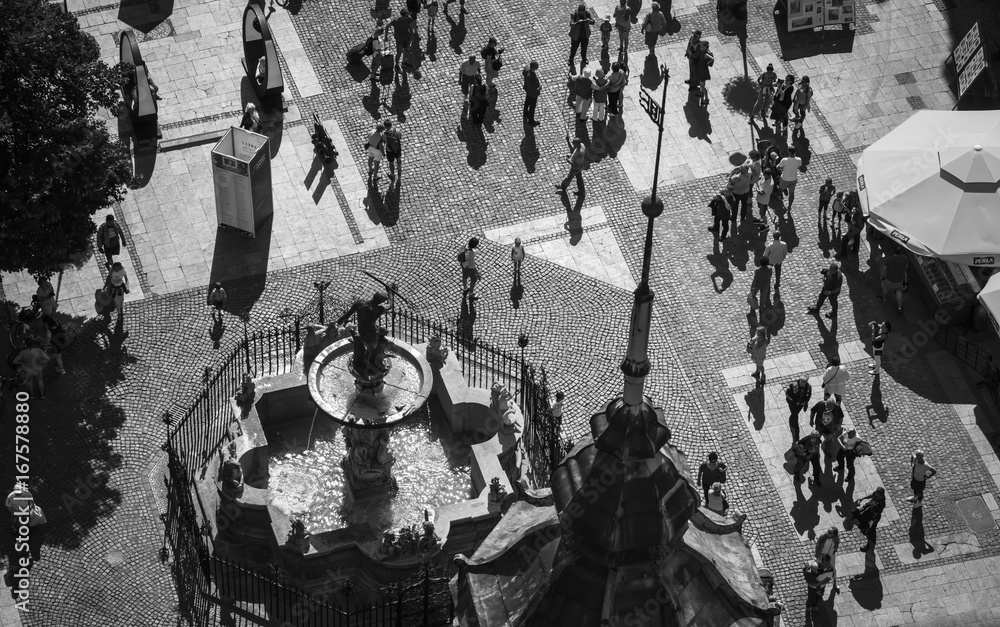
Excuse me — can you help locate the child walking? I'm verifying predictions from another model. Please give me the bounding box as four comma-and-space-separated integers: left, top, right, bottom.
818, 178, 835, 220
831, 190, 847, 230
511, 238, 525, 286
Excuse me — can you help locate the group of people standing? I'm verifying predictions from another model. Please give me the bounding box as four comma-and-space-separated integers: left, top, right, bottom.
754, 63, 814, 137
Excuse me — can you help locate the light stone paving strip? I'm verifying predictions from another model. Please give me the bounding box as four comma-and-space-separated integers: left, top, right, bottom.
484, 207, 637, 291
721, 350, 817, 388
733, 377, 901, 543
267, 5, 323, 98
327, 120, 391, 251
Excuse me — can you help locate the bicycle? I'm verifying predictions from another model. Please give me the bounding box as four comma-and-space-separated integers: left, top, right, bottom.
6, 299, 40, 350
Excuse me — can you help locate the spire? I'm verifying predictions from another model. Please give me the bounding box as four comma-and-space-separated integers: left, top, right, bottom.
619, 197, 663, 406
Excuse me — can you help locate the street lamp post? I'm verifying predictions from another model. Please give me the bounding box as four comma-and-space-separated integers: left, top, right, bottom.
239, 307, 251, 373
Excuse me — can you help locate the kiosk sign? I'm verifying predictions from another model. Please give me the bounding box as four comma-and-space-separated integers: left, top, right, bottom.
211, 127, 273, 238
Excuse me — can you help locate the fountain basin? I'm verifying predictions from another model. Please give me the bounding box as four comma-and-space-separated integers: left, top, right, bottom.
308, 337, 434, 428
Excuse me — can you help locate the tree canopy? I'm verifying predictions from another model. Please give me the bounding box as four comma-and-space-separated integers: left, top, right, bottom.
0, 0, 132, 278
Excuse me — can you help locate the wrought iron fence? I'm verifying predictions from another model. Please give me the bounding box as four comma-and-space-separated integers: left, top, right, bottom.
162, 310, 563, 626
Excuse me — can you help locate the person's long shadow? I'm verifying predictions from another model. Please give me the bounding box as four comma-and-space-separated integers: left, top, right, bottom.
683, 92, 712, 142
425, 31, 438, 61
744, 386, 765, 430
446, 10, 466, 54
483, 92, 501, 134
790, 477, 822, 539
848, 555, 884, 611
559, 192, 586, 245
390, 72, 412, 122
602, 115, 627, 157
725, 222, 751, 272
866, 377, 889, 427
458, 291, 476, 345
639, 54, 665, 90
509, 284, 524, 309
909, 507, 935, 559
707, 246, 734, 294
817, 314, 839, 356
209, 316, 224, 349
457, 108, 488, 169
817, 216, 835, 259
363, 82, 382, 120
520, 125, 539, 173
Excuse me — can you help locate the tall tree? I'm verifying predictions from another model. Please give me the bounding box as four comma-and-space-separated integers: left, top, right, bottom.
0, 0, 132, 278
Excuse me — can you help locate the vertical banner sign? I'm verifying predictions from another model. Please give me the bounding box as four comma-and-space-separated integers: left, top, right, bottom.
211, 128, 273, 237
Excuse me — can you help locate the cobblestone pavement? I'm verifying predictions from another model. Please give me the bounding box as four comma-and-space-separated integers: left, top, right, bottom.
3, 0, 1000, 624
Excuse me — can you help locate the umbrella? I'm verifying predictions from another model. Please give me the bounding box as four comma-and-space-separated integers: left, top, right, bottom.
857, 110, 1000, 266
977, 272, 1000, 333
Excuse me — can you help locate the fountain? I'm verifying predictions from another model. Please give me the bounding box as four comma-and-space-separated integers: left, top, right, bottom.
307, 290, 434, 500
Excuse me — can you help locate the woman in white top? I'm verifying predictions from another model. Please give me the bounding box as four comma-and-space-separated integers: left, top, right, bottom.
106, 262, 129, 320
366, 121, 386, 183
821, 356, 849, 405
909, 451, 937, 509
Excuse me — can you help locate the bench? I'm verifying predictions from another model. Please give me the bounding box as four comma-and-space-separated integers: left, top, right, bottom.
119, 30, 160, 141
242, 5, 284, 100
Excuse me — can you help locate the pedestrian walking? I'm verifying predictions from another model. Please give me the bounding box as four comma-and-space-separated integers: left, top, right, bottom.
749, 259, 772, 316
763, 231, 788, 289
522, 61, 541, 125
771, 75, 794, 133
850, 487, 886, 552
755, 170, 775, 230
370, 27, 386, 81
745, 149, 763, 188
511, 237, 524, 286
792, 431, 823, 486
35, 276, 56, 316
96, 214, 126, 269
806, 260, 843, 320
820, 355, 849, 404
591, 69, 609, 121
803, 559, 835, 618
552, 391, 565, 423
908, 451, 937, 509
568, 4, 595, 68
841, 203, 865, 257
470, 81, 489, 124
879, 247, 908, 313
792, 75, 813, 137
607, 62, 628, 116
705, 482, 728, 515
836, 428, 863, 482
406, 0, 422, 34
697, 452, 727, 504
868, 320, 890, 376
818, 178, 836, 221
684, 30, 702, 89
481, 37, 502, 90
209, 282, 227, 321
746, 325, 770, 385
459, 237, 481, 297
708, 189, 733, 241
599, 14, 613, 54
459, 55, 482, 101
382, 120, 403, 181
830, 190, 846, 230
809, 398, 844, 465
640, 2, 667, 57
778, 147, 802, 209
755, 63, 777, 124
694, 40, 713, 106
390, 9, 413, 69
11, 346, 50, 399
423, 0, 438, 36
612, 0, 630, 62
815, 527, 841, 592
570, 67, 594, 120
27, 312, 65, 375
557, 137, 587, 195
727, 163, 753, 224
785, 378, 812, 444
106, 261, 129, 322
366, 121, 386, 183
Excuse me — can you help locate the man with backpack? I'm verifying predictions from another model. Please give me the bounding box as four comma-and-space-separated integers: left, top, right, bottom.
97, 214, 126, 269
459, 237, 481, 298
383, 121, 403, 182
836, 428, 867, 483
785, 378, 811, 444
708, 189, 733, 241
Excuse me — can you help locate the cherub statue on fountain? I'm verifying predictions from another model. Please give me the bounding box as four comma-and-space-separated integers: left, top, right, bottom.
425, 336, 449, 366
220, 455, 244, 493
379, 531, 400, 559
235, 373, 256, 409
397, 525, 417, 555
336, 292, 392, 380
418, 521, 440, 553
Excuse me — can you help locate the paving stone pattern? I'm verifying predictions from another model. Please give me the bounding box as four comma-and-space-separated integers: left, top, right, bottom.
4, 0, 1000, 624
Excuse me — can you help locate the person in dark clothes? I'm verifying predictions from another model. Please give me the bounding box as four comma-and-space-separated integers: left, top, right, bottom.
697, 452, 727, 504
849, 487, 886, 552
522, 60, 541, 125
470, 81, 489, 124
785, 378, 812, 444
568, 4, 595, 67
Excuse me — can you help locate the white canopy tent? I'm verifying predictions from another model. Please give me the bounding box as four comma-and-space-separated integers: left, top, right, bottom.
856, 110, 1000, 267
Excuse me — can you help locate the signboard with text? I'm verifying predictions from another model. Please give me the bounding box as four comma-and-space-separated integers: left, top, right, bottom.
211, 127, 272, 238
786, 0, 854, 33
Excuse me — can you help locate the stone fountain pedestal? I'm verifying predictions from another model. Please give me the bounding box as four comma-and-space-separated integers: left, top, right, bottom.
308, 336, 434, 502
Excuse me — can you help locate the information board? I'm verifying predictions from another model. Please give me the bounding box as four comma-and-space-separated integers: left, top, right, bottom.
211, 127, 272, 238
786, 0, 854, 33
959, 47, 988, 98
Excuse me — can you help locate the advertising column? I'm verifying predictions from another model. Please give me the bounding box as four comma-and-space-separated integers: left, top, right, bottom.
211, 127, 272, 237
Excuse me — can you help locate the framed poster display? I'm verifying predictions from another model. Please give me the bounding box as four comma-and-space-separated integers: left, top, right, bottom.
211, 127, 273, 238
787, 0, 855, 32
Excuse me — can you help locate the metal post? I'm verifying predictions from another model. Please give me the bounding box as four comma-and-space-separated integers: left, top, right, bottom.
314, 281, 331, 323
239, 307, 251, 374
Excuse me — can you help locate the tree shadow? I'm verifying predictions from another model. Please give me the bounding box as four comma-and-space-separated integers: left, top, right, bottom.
520, 126, 539, 173
721, 74, 757, 116
0, 311, 128, 555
